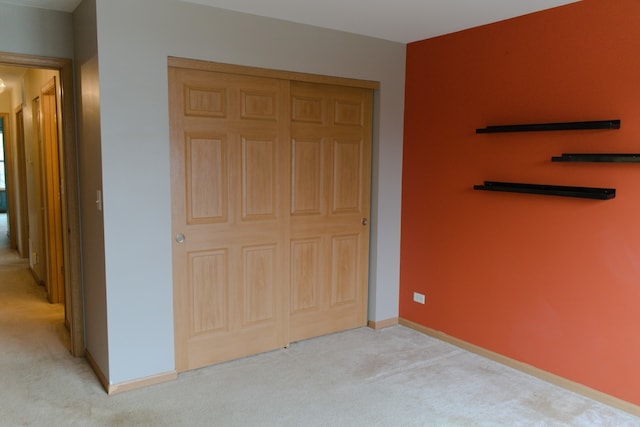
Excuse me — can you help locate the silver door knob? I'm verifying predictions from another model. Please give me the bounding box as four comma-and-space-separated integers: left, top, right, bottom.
361, 218, 368, 226
175, 233, 185, 244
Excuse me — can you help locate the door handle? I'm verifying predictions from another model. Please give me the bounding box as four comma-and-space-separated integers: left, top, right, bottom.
361, 218, 368, 226
175, 233, 185, 244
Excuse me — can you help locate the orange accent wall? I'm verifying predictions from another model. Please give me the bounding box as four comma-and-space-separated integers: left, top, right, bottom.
401, 0, 640, 405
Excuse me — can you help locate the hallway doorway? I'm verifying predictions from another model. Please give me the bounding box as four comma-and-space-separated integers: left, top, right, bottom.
0, 52, 82, 357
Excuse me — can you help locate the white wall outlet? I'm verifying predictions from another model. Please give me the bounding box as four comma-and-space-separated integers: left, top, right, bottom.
413, 292, 426, 304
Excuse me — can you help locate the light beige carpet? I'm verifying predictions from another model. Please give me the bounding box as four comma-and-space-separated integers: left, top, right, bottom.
1, 236, 639, 426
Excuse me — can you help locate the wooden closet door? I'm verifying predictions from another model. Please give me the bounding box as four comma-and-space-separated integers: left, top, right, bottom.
289, 81, 372, 342
169, 67, 290, 372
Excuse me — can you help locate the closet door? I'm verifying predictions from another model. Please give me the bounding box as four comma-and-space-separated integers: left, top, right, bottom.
289, 81, 372, 342
169, 67, 290, 371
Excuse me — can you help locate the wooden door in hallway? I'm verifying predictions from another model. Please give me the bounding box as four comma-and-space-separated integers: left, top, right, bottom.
170, 67, 290, 371
170, 61, 372, 372
40, 78, 65, 305
15, 107, 29, 259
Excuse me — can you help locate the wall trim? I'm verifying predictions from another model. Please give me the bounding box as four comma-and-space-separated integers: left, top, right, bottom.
107, 371, 178, 395
168, 57, 380, 90
86, 350, 178, 394
85, 350, 109, 392
368, 317, 399, 329
399, 318, 640, 417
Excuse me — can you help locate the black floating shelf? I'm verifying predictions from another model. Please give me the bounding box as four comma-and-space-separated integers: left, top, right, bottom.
473, 181, 615, 200
552, 153, 640, 163
476, 119, 620, 134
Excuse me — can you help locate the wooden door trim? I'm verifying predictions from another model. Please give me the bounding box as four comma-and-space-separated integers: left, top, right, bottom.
0, 52, 83, 357
168, 57, 380, 90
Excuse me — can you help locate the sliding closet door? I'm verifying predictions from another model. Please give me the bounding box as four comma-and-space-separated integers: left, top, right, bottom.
169, 67, 290, 372
289, 81, 372, 342
170, 60, 373, 372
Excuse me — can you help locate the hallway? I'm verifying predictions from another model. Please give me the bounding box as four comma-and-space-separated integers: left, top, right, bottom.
0, 212, 92, 424
0, 212, 72, 350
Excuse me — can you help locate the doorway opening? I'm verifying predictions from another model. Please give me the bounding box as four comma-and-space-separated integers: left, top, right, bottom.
0, 53, 83, 356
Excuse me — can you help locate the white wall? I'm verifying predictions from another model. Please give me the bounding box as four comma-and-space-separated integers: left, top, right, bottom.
94, 0, 405, 384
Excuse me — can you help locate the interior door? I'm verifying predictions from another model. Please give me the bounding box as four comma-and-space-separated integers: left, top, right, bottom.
289, 81, 372, 341
41, 78, 65, 304
170, 67, 290, 372
15, 107, 29, 259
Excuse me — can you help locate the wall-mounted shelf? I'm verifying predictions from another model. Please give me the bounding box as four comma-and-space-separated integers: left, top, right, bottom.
552, 153, 640, 163
473, 181, 616, 200
476, 119, 620, 134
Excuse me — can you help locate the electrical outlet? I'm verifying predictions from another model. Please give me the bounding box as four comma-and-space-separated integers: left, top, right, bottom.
413, 292, 426, 304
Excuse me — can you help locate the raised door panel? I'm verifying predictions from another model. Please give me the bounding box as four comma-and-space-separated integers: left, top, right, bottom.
290, 238, 321, 313
242, 137, 277, 220
291, 139, 322, 215
330, 234, 359, 306
242, 244, 277, 325
189, 249, 229, 335
332, 139, 362, 214
184, 86, 226, 117
186, 135, 227, 223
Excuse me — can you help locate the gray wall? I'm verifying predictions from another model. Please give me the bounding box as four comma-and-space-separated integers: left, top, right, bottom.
0, 3, 73, 58
73, 0, 108, 379
93, 0, 405, 384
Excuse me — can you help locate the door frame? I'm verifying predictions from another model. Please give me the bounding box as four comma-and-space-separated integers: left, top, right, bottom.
168, 57, 380, 90
0, 52, 83, 356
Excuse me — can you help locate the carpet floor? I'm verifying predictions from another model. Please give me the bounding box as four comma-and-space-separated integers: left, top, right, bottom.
1, 222, 639, 426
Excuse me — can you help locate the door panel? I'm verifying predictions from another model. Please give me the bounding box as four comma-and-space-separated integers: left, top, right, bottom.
189, 249, 228, 334
170, 67, 290, 372
289, 81, 372, 342
186, 135, 227, 223
242, 137, 276, 219
290, 238, 321, 313
291, 138, 323, 215
333, 139, 362, 212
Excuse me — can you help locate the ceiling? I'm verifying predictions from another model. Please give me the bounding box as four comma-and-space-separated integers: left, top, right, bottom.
1, 0, 580, 43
